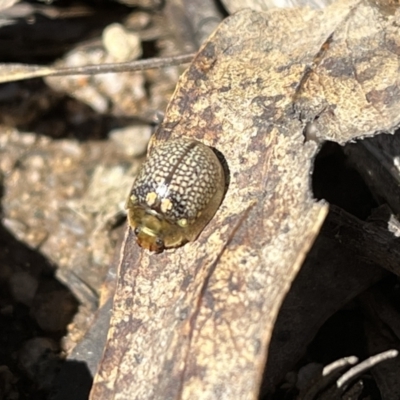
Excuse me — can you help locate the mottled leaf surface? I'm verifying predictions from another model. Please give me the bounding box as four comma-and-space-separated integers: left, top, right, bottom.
91, 1, 400, 399
295, 0, 400, 143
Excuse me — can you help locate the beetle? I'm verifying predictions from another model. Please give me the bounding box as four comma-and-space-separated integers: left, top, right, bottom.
126, 138, 225, 252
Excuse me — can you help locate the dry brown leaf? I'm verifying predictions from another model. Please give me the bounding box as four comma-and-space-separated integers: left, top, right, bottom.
295, 0, 400, 143
90, 1, 400, 399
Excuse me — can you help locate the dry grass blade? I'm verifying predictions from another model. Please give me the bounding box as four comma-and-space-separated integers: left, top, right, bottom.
336, 350, 399, 390
323, 356, 359, 377
299, 351, 398, 400
301, 357, 358, 400
0, 54, 195, 84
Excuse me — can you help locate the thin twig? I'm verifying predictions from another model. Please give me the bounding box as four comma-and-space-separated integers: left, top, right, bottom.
323, 356, 358, 377
336, 349, 398, 390
302, 357, 358, 400
0, 53, 196, 84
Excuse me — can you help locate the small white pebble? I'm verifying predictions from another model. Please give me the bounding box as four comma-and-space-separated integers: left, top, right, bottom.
102, 23, 142, 62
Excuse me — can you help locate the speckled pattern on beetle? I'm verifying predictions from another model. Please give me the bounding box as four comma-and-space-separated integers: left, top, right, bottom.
126, 138, 225, 252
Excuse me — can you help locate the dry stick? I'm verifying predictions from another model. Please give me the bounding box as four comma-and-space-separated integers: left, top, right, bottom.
302, 357, 358, 400
336, 349, 399, 390
0, 53, 196, 84
323, 356, 358, 377
303, 351, 398, 400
